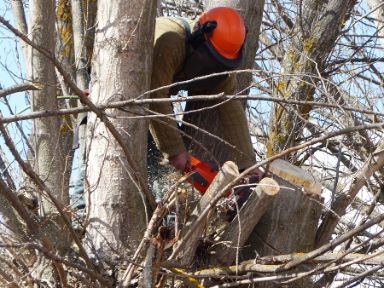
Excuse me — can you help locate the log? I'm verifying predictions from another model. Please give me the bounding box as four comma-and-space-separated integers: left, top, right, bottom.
268, 159, 322, 197
175, 161, 239, 266
211, 177, 280, 266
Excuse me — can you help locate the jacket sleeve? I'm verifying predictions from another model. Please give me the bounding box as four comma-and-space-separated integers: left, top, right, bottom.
149, 18, 187, 157
211, 75, 256, 170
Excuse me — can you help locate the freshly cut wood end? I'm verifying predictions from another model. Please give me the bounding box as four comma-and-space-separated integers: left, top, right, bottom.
269, 159, 322, 196
221, 161, 239, 177
256, 177, 280, 196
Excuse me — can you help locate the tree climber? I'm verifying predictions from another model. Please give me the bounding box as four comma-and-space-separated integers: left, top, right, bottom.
69, 7, 263, 229
150, 7, 263, 179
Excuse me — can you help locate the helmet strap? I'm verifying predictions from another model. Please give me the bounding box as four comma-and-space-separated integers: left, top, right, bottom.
188, 21, 217, 49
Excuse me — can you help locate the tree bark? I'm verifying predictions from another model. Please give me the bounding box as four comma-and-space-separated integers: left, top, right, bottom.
30, 0, 68, 213
246, 160, 323, 288
85, 0, 156, 267
211, 177, 279, 266
10, 0, 29, 76
267, 0, 357, 158
367, 0, 384, 47
71, 0, 89, 91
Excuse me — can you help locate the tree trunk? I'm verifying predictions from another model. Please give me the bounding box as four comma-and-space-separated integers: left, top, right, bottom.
29, 0, 71, 283
266, 0, 357, 158
367, 0, 384, 47
246, 161, 323, 288
11, 0, 29, 77
30, 0, 68, 214
71, 0, 89, 91
85, 0, 156, 269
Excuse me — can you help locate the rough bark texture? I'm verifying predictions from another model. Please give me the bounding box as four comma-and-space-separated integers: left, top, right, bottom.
85, 0, 156, 264
176, 161, 239, 266
28, 0, 71, 282
30, 0, 68, 213
367, 0, 384, 47
246, 160, 323, 288
267, 0, 357, 158
211, 177, 279, 266
249, 176, 322, 255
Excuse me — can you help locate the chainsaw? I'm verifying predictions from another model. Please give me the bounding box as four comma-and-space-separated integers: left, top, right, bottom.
184, 156, 220, 194
185, 156, 259, 219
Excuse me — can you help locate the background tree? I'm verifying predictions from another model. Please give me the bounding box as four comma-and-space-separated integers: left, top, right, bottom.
30, 0, 69, 215
84, 0, 157, 274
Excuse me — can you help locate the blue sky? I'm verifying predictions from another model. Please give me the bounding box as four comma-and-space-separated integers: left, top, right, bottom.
0, 2, 29, 115
0, 1, 31, 182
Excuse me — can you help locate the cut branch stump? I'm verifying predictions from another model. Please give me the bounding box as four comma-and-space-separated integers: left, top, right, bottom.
175, 161, 239, 266
211, 177, 280, 266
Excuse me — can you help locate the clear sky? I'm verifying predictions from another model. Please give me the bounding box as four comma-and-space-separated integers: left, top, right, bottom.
0, 1, 31, 183
0, 2, 29, 115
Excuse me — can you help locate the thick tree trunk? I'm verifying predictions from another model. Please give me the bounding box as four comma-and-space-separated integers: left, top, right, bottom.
29, 0, 71, 283
85, 0, 156, 268
246, 161, 323, 288
30, 0, 68, 214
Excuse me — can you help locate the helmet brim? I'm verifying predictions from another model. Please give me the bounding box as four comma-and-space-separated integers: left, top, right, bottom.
204, 40, 244, 70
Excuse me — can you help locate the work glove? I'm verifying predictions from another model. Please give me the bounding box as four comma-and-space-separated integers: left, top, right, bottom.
169, 151, 191, 172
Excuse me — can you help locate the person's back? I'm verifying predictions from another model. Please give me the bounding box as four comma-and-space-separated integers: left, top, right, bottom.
149, 7, 258, 174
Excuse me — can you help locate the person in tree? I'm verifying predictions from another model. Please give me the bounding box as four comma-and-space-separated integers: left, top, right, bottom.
70, 7, 262, 228
150, 7, 262, 179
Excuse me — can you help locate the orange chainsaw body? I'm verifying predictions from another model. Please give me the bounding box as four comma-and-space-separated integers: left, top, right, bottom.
185, 156, 219, 194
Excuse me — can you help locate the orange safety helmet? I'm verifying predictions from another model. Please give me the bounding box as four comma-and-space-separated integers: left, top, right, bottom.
198, 7, 246, 60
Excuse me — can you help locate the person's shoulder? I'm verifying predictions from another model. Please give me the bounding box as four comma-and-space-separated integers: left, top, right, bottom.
156, 16, 196, 32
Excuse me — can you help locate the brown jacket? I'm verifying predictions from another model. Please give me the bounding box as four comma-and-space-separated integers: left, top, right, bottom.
150, 17, 255, 169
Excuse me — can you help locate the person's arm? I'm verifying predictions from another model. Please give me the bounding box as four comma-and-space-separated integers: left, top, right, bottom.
149, 18, 190, 170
